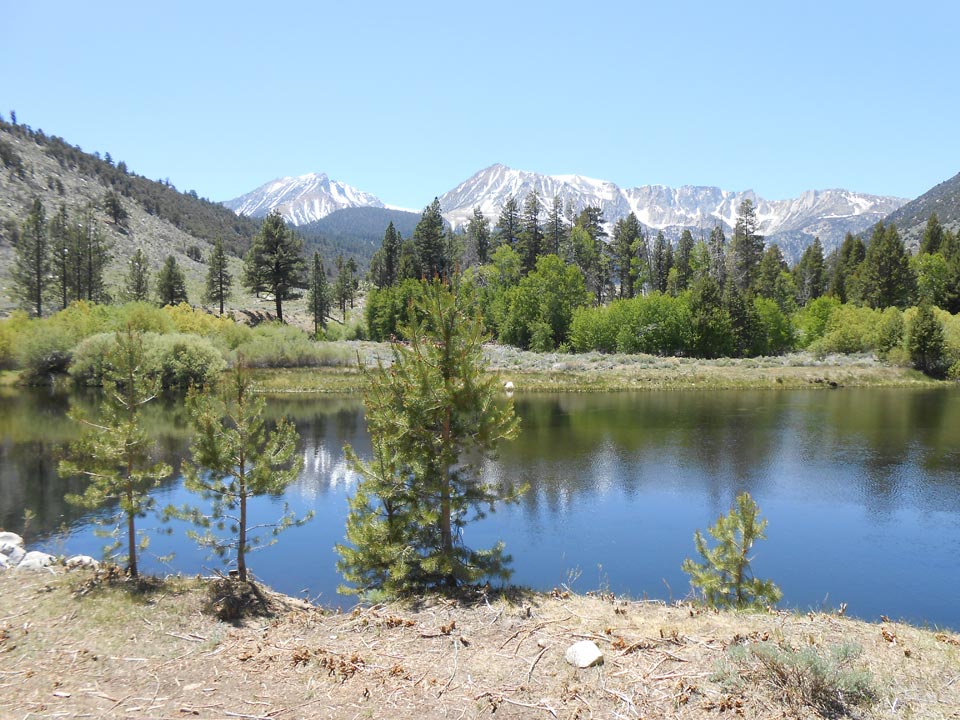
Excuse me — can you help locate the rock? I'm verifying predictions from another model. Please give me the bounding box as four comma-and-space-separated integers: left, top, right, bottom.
0, 531, 24, 547
504, 381, 515, 392
0, 542, 25, 566
564, 640, 603, 668
0, 554, 8, 570
17, 551, 57, 571
66, 555, 99, 569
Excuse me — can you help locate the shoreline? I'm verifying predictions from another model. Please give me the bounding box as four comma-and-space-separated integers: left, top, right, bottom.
0, 568, 958, 718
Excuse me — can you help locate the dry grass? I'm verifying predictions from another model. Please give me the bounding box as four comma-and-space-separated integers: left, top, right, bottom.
1, 569, 958, 719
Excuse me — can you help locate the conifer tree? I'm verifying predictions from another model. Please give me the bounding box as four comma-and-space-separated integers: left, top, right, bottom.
103, 190, 128, 227
494, 196, 521, 249
682, 491, 781, 609
673, 229, 696, 292
794, 237, 825, 305
651, 231, 672, 293
546, 194, 567, 257
908, 302, 946, 376
920, 213, 944, 255
827, 233, 866, 302
242, 210, 306, 321
518, 190, 544, 274
307, 250, 331, 335
205, 237, 232, 314
728, 199, 764, 292
709, 225, 728, 290
756, 245, 787, 299
467, 207, 491, 265
59, 328, 172, 577
853, 222, 915, 309
124, 248, 151, 301
12, 197, 48, 316
413, 198, 447, 279
181, 363, 309, 582
612, 213, 641, 298
49, 205, 72, 310
337, 281, 521, 595
156, 255, 188, 306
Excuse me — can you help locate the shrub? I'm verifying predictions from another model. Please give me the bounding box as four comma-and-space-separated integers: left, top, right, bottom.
718, 641, 874, 716
162, 302, 237, 338
793, 295, 840, 347
233, 323, 353, 367
111, 302, 176, 335
16, 323, 75, 381
907, 302, 947, 377
876, 306, 904, 356
752, 297, 794, 355
0, 311, 30, 370
808, 304, 881, 355
69, 333, 122, 386
149, 333, 226, 390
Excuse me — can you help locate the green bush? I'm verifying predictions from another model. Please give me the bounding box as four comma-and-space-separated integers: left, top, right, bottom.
753, 297, 794, 355
69, 333, 120, 385
110, 302, 176, 334
234, 323, 353, 367
149, 333, 226, 390
16, 323, 75, 382
808, 304, 881, 355
876, 306, 904, 356
0, 311, 30, 370
793, 295, 840, 347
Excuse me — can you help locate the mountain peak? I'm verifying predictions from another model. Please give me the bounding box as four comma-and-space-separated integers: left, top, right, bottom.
223, 173, 384, 225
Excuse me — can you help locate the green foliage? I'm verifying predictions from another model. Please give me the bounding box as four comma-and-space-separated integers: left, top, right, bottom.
687, 277, 735, 359
876, 306, 904, 356
337, 281, 521, 596
11, 197, 48, 317
682, 492, 781, 609
307, 251, 331, 336
124, 249, 151, 302
499, 254, 590, 350
242, 210, 306, 322
412, 198, 447, 279
852, 222, 915, 309
907, 302, 947, 376
569, 293, 692, 355
365, 279, 425, 342
16, 321, 75, 381
752, 297, 794, 355
178, 363, 310, 581
232, 322, 351, 368
718, 641, 874, 715
808, 304, 883, 355
204, 237, 232, 315
156, 255, 188, 306
59, 328, 173, 576
793, 295, 840, 347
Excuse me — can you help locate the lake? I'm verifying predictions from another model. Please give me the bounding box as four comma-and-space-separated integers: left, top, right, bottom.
2, 386, 959, 629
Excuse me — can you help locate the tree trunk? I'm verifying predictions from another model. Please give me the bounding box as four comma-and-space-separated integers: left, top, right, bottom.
126, 481, 138, 578
237, 469, 247, 582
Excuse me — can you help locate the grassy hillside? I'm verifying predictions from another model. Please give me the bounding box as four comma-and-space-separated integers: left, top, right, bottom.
884, 170, 960, 246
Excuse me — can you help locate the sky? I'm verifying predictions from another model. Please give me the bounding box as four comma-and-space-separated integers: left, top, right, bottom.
4, 1, 959, 210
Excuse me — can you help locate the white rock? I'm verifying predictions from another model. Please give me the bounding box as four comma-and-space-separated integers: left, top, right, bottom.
564, 640, 603, 668
0, 542, 25, 566
504, 380, 515, 392
0, 531, 24, 547
66, 555, 99, 569
0, 554, 9, 570
17, 551, 57, 571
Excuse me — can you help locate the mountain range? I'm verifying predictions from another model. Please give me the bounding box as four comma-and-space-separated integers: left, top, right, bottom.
225, 164, 908, 262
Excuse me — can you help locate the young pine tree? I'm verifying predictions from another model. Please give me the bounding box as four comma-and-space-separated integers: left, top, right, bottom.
12, 197, 48, 317
180, 363, 310, 582
205, 237, 232, 315
59, 328, 173, 577
682, 491, 781, 609
125, 248, 151, 302
307, 250, 331, 336
337, 281, 521, 596
156, 255, 188, 306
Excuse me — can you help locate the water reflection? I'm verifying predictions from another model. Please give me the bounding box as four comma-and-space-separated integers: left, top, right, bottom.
2, 386, 960, 627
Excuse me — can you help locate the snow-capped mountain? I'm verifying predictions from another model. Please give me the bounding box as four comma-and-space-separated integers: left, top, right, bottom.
223, 173, 384, 225
439, 164, 907, 260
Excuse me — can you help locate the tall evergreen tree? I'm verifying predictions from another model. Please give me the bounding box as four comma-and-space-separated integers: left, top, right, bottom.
853, 222, 915, 309
242, 210, 306, 322
59, 329, 172, 577
908, 301, 947, 376
77, 209, 112, 303
413, 198, 446, 279
49, 204, 72, 311
612, 213, 641, 298
124, 248, 151, 302
205, 237, 232, 315
728, 199, 764, 292
756, 245, 787, 299
794, 237, 825, 305
467, 207, 491, 265
517, 190, 544, 273
920, 213, 944, 255
370, 221, 402, 288
673, 229, 695, 292
651, 231, 672, 293
546, 194, 567, 257
337, 281, 521, 594
827, 232, 866, 302
12, 198, 48, 316
156, 255, 188, 306
103, 190, 128, 228
308, 250, 331, 335
494, 196, 521, 249
709, 225, 727, 290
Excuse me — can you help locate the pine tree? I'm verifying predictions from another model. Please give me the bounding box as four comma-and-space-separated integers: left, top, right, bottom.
682, 492, 781, 609
612, 213, 641, 298
413, 198, 446, 279
546, 194, 567, 257
59, 328, 172, 577
920, 213, 944, 255
728, 199, 764, 292
156, 255, 188, 306
242, 210, 306, 322
651, 231, 672, 293
827, 232, 866, 302
466, 207, 491, 266
908, 302, 947, 376
124, 248, 151, 301
853, 222, 915, 309
494, 196, 521, 249
673, 229, 695, 293
103, 190, 128, 227
181, 363, 309, 582
709, 225, 728, 290
794, 237, 825, 305
307, 250, 331, 335
12, 197, 48, 316
49, 205, 72, 310
756, 245, 787, 299
337, 281, 521, 595
518, 190, 544, 274
72, 209, 112, 303
205, 237, 232, 315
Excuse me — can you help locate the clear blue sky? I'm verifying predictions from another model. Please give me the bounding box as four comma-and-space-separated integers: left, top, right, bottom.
4, 1, 958, 210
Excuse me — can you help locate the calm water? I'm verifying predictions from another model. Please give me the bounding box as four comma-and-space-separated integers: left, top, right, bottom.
2, 387, 959, 629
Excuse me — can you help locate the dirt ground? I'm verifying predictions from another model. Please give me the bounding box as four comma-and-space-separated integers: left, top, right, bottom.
1, 568, 959, 719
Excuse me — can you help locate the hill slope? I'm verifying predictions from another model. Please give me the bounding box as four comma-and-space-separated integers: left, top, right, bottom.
884, 170, 960, 247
